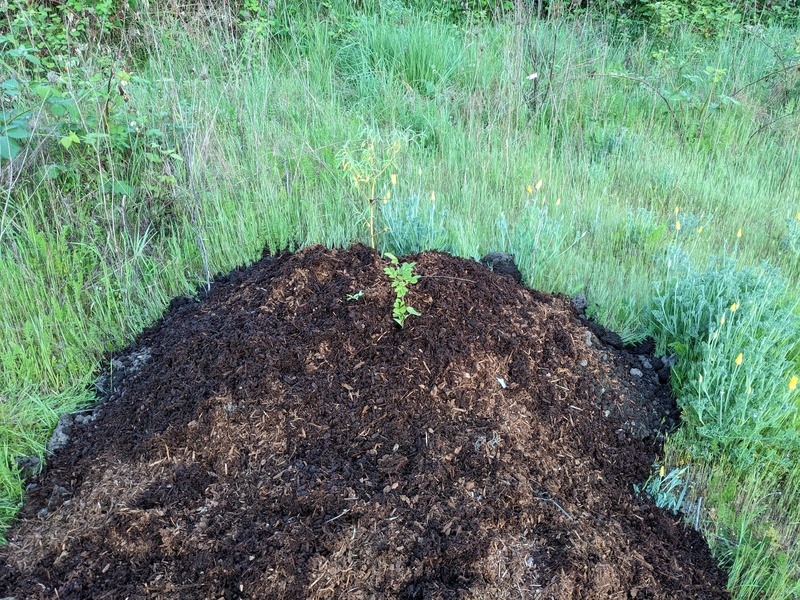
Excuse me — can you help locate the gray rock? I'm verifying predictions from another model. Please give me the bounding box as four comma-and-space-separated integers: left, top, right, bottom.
46, 413, 74, 454
14, 455, 42, 479
128, 347, 152, 373
74, 413, 96, 426
630, 368, 644, 378
479, 252, 522, 284
638, 356, 653, 370
571, 293, 588, 314
94, 346, 151, 398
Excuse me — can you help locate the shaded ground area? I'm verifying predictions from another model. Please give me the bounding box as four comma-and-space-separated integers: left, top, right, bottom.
0, 245, 728, 599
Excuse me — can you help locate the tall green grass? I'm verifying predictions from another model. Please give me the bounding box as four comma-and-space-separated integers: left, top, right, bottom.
2, 3, 799, 595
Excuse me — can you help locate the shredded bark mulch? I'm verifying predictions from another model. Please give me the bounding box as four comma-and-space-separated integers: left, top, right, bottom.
0, 245, 728, 599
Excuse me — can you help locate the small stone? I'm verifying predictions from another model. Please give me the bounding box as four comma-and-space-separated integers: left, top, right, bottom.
583, 331, 593, 347
638, 356, 653, 370
74, 413, 96, 426
571, 293, 588, 314
479, 252, 522, 284
630, 368, 644, 378
14, 455, 42, 480
94, 373, 110, 395
46, 413, 74, 454
579, 359, 588, 367
661, 355, 677, 368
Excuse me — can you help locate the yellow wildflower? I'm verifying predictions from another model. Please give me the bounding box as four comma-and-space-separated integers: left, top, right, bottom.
527, 185, 533, 194
430, 191, 436, 202
789, 376, 798, 391
391, 173, 397, 186
675, 220, 681, 231
730, 302, 739, 312
737, 228, 742, 238
535, 179, 543, 191
720, 314, 726, 325
675, 206, 679, 215
659, 465, 665, 477
735, 353, 743, 366
697, 226, 703, 234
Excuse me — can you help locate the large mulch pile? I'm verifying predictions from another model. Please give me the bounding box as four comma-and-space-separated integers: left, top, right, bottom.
0, 245, 728, 599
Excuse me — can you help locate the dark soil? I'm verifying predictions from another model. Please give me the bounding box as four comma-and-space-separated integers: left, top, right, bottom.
0, 245, 728, 599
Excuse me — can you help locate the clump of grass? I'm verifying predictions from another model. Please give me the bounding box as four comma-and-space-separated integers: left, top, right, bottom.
336, 11, 466, 98
495, 193, 587, 289
380, 170, 451, 255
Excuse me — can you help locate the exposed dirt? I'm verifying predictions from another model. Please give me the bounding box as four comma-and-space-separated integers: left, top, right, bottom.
0, 245, 728, 599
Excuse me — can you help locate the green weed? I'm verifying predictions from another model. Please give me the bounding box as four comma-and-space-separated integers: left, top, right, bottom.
383, 252, 421, 328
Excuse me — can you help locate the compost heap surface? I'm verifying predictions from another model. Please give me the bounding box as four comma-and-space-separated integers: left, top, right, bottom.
0, 245, 728, 599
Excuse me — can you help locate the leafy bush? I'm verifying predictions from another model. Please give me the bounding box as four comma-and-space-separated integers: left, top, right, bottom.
595, 0, 798, 31
0, 35, 184, 245
406, 0, 798, 32
650, 248, 800, 468
1, 0, 130, 69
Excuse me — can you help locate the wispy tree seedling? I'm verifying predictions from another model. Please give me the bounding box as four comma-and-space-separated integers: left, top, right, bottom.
338, 131, 406, 249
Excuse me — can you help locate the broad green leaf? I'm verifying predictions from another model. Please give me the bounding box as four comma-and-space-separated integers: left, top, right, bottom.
43, 164, 67, 179
33, 84, 55, 100
4, 125, 31, 140
59, 131, 80, 149
0, 135, 21, 160
113, 180, 135, 196
100, 179, 135, 196
0, 79, 21, 96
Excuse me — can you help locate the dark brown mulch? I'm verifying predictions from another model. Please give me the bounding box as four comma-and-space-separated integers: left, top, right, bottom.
0, 245, 728, 599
